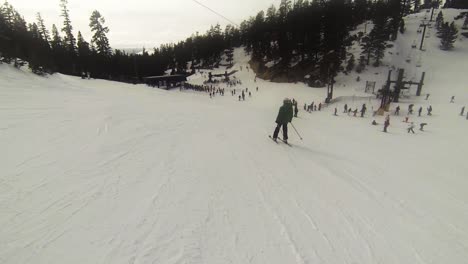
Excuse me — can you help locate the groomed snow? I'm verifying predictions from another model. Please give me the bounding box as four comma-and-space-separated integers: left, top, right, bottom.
1, 8, 468, 264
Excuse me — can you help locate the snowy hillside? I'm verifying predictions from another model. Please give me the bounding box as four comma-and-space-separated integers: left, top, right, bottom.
1, 9, 468, 264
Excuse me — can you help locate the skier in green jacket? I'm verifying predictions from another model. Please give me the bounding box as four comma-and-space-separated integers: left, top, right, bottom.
272, 98, 294, 143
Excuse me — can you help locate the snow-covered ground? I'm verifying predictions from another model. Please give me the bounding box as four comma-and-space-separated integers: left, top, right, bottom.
1, 9, 468, 264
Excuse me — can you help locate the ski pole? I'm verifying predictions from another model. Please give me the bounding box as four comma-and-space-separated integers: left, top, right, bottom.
290, 123, 303, 140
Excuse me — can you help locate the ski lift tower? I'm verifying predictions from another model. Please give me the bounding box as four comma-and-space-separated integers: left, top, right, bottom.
325, 74, 335, 103
380, 69, 426, 109
419, 19, 431, 51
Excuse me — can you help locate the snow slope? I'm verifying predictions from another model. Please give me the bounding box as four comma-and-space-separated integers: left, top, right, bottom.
1, 9, 468, 264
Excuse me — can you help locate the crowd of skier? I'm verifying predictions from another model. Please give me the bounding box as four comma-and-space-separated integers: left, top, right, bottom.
182, 71, 262, 102
182, 66, 464, 143
269, 93, 466, 142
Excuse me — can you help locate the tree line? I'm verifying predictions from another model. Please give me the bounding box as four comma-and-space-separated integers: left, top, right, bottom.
0, 0, 458, 84
0, 0, 239, 81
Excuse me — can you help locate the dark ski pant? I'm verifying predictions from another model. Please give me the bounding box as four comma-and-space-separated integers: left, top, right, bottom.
273, 122, 288, 140
408, 128, 415, 133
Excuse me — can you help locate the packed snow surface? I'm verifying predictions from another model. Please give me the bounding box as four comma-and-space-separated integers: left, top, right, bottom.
1, 9, 468, 264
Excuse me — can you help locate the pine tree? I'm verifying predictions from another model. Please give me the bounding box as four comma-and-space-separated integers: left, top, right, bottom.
49, 23, 66, 71
59, 0, 76, 54
294, 0, 304, 10
356, 55, 366, 73
370, 17, 388, 67
1, 2, 14, 26
266, 5, 277, 23
225, 48, 234, 66
27, 22, 47, 74
440, 21, 458, 50
413, 0, 421, 12
77, 31, 90, 71
435, 11, 444, 31
401, 0, 412, 16
28, 23, 40, 39
77, 31, 89, 54
89, 10, 111, 56
346, 54, 355, 72
360, 35, 372, 66
320, 0, 351, 80
36, 13, 50, 44
360, 14, 388, 68
278, 0, 291, 22
51, 24, 62, 52
10, 8, 29, 67
0, 4, 11, 62
446, 0, 468, 8
0, 2, 25, 63
399, 19, 405, 34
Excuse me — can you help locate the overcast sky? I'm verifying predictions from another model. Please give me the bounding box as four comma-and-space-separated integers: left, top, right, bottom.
8, 0, 280, 49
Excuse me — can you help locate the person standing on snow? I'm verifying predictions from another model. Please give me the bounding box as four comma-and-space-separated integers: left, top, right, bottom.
384, 115, 390, 132
272, 98, 294, 143
408, 104, 414, 115
360, 104, 367, 117
407, 122, 415, 134
294, 103, 299, 118
344, 104, 348, 113
450, 96, 455, 103
460, 106, 465, 116
427, 105, 433, 116
418, 106, 423, 117
394, 105, 400, 115
242, 91, 245, 101
419, 123, 427, 131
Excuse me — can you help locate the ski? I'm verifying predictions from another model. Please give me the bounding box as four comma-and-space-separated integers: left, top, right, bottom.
277, 137, 292, 146
269, 135, 292, 146
268, 135, 279, 143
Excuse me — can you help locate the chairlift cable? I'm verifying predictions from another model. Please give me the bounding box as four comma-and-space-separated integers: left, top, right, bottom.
189, 0, 239, 27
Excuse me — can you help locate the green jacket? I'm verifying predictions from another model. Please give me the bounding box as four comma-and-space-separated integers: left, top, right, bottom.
276, 102, 294, 124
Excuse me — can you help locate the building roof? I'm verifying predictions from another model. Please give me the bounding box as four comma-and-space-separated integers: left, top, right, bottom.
211, 70, 238, 77
143, 75, 187, 81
